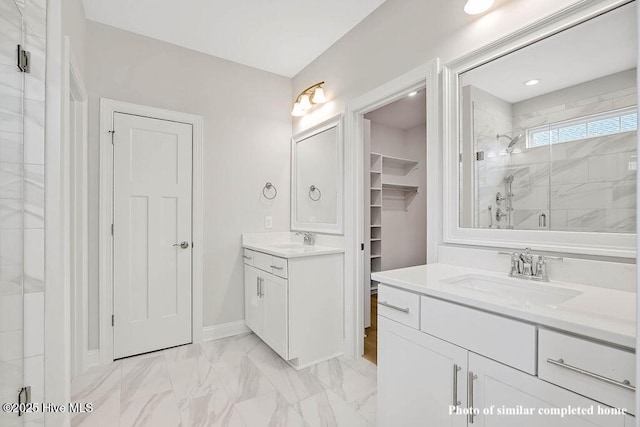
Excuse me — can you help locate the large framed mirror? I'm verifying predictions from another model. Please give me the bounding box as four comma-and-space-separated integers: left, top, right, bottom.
291, 115, 344, 234
443, 0, 637, 257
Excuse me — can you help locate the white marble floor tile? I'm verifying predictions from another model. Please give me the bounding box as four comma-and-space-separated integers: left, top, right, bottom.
248, 341, 324, 405
120, 390, 181, 427
69, 336, 377, 427
121, 355, 173, 403
179, 388, 241, 427
297, 390, 370, 427
234, 391, 306, 427
309, 358, 377, 408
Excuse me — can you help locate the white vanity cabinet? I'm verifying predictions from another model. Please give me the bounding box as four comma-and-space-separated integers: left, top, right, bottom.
243, 247, 343, 369
377, 284, 633, 427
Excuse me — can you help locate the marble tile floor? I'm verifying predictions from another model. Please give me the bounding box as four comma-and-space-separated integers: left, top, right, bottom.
71, 333, 377, 427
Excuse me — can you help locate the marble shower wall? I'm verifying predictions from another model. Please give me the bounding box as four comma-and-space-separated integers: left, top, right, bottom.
0, 0, 46, 425
470, 69, 637, 233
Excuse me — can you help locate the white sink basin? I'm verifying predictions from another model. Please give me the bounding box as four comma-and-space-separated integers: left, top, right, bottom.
443, 274, 582, 309
269, 243, 310, 251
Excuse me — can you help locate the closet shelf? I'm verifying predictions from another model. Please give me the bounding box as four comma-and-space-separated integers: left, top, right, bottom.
382, 155, 419, 175
371, 204, 382, 208
382, 183, 419, 192
370, 255, 382, 259
370, 238, 381, 242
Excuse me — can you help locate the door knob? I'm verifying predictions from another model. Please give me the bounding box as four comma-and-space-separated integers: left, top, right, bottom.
173, 241, 189, 249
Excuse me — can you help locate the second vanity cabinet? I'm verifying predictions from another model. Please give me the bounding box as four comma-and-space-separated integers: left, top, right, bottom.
377, 283, 635, 427
243, 247, 344, 369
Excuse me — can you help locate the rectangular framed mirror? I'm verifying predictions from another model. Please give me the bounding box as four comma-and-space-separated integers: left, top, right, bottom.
442, 0, 637, 257
291, 115, 344, 234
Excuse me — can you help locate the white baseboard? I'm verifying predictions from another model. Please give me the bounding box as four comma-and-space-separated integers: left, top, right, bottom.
202, 320, 250, 342
86, 350, 100, 370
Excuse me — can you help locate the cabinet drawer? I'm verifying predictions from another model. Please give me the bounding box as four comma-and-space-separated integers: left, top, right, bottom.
269, 255, 288, 279
253, 251, 273, 272
378, 284, 420, 329
243, 249, 254, 266
538, 329, 635, 415
420, 296, 536, 374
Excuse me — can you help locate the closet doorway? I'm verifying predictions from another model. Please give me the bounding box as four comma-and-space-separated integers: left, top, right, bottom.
362, 89, 427, 364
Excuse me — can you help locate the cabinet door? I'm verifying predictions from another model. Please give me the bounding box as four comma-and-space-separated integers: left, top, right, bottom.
262, 273, 288, 359
244, 265, 263, 336
469, 353, 626, 427
378, 316, 468, 427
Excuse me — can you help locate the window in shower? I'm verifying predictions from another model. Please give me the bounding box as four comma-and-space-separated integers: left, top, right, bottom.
526, 106, 638, 148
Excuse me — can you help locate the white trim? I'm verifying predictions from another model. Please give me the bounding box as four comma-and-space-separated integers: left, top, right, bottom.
202, 321, 251, 342
343, 59, 440, 358
63, 37, 90, 378
86, 350, 100, 370
44, 0, 72, 422
99, 99, 204, 365
442, 0, 636, 259
291, 115, 344, 234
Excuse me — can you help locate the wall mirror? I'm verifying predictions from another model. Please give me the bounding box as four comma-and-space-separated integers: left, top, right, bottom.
291, 115, 344, 234
444, 0, 637, 257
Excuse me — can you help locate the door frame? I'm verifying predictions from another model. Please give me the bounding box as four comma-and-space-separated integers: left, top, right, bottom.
343, 59, 440, 358
98, 98, 204, 364
63, 37, 89, 377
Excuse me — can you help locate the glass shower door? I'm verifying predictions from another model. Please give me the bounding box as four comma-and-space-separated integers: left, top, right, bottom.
0, 0, 25, 426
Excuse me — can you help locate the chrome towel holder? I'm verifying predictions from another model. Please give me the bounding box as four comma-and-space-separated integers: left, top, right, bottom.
309, 185, 321, 201
263, 182, 277, 200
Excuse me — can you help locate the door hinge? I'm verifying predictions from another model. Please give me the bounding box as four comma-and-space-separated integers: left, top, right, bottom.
17, 45, 30, 73
108, 129, 115, 144
111, 315, 114, 327
111, 224, 114, 236
17, 386, 31, 416
361, 243, 365, 251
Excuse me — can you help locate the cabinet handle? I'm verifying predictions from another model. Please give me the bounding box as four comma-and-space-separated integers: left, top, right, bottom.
256, 276, 260, 297
244, 255, 252, 260
546, 358, 635, 391
270, 265, 283, 270
378, 300, 410, 313
259, 277, 264, 297
452, 364, 461, 408
468, 371, 477, 424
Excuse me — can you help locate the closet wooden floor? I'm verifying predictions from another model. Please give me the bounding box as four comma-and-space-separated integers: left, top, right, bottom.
364, 294, 378, 365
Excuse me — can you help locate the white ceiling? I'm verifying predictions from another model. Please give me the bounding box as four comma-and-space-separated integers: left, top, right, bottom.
82, 0, 387, 77
365, 90, 427, 130
461, 3, 637, 103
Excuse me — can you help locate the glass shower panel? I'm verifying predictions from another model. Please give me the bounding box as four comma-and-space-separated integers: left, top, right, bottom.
0, 0, 25, 426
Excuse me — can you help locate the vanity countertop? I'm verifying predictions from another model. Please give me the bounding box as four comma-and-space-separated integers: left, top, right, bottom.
372, 263, 636, 349
243, 242, 344, 259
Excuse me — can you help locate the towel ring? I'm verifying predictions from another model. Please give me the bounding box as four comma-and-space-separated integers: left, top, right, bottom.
263, 182, 277, 200
309, 185, 322, 201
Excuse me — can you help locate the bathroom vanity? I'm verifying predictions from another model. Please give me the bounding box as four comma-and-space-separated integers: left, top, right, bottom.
374, 263, 635, 426
242, 234, 344, 369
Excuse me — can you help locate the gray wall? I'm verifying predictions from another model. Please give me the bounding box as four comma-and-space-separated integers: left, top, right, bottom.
85, 22, 292, 349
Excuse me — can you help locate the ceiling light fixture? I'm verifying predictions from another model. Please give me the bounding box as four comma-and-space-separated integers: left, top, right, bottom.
408, 91, 419, 97
291, 81, 327, 116
464, 0, 495, 15
523, 79, 541, 86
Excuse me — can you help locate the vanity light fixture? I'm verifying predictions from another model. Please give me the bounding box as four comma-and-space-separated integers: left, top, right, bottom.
464, 0, 495, 15
524, 79, 541, 86
291, 81, 327, 116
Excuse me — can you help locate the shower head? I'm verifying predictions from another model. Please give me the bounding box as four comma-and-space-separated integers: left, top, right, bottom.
504, 174, 514, 184
497, 133, 524, 154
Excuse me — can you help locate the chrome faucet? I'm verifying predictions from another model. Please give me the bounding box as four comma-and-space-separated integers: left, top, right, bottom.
295, 232, 315, 246
499, 248, 563, 282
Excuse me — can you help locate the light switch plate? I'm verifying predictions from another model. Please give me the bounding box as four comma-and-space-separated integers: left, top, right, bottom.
264, 216, 273, 229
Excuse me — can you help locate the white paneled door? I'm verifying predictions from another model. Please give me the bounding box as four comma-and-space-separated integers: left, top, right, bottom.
113, 113, 193, 359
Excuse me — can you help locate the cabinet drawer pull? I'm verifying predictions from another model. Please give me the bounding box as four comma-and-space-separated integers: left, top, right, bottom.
379, 301, 410, 313
452, 364, 461, 407
256, 276, 260, 297
468, 371, 477, 424
270, 265, 284, 270
243, 255, 252, 260
546, 358, 635, 392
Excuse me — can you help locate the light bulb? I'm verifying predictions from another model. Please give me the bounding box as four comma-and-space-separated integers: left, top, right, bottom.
299, 94, 312, 110
291, 102, 306, 117
464, 0, 495, 15
312, 87, 327, 104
